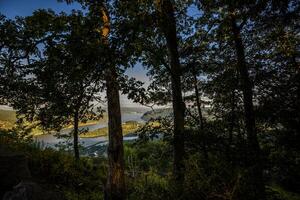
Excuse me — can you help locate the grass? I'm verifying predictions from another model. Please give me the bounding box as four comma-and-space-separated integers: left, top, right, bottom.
267, 184, 300, 200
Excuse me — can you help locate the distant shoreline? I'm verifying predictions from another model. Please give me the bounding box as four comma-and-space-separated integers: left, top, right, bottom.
63, 121, 101, 130
0, 108, 146, 138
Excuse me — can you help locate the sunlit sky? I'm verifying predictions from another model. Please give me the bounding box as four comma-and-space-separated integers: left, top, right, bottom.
0, 0, 149, 107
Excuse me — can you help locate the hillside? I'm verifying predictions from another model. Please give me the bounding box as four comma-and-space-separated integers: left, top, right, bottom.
0, 109, 16, 129
80, 121, 142, 138
141, 108, 173, 121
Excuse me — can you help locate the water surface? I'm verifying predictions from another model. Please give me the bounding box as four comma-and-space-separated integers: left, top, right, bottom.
34, 112, 143, 148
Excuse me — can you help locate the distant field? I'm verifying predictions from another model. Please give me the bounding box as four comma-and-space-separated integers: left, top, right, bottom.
81, 121, 142, 138
0, 109, 16, 129
0, 109, 16, 122
0, 107, 146, 134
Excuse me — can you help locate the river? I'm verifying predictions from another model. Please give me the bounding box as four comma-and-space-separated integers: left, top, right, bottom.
34, 112, 143, 149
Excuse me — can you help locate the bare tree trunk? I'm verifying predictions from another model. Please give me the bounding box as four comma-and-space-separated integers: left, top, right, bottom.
100, 5, 125, 200
192, 65, 203, 130
226, 89, 236, 162
228, 89, 236, 144
157, 0, 185, 194
191, 67, 208, 159
230, 15, 265, 200
292, 56, 300, 136
73, 110, 80, 160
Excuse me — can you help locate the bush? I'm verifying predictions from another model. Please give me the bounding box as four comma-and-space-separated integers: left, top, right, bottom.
183, 152, 239, 200
0, 129, 106, 200
128, 171, 171, 200
266, 184, 300, 200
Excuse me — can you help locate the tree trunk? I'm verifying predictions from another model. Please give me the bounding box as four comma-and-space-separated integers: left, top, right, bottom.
100, 5, 126, 200
73, 110, 80, 160
230, 15, 265, 199
228, 88, 236, 144
105, 68, 125, 200
192, 67, 208, 159
292, 56, 300, 136
226, 89, 236, 162
192, 65, 203, 130
157, 0, 185, 193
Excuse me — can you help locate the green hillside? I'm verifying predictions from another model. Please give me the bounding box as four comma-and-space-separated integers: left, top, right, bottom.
141, 108, 173, 121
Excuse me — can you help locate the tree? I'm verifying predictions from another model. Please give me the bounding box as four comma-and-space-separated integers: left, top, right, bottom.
99, 3, 126, 199
1, 10, 105, 160
195, 0, 298, 198
62, 0, 141, 198
36, 10, 105, 160
154, 0, 186, 192
253, 1, 300, 191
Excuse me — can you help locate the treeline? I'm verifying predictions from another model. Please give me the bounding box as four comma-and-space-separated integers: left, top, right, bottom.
0, 0, 299, 200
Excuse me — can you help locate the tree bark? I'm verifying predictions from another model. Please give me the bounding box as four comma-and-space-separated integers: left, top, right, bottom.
100, 5, 126, 200
157, 0, 185, 193
105, 68, 125, 200
192, 65, 203, 130
73, 110, 80, 160
229, 90, 235, 143
292, 56, 300, 136
230, 15, 265, 199
226, 88, 236, 162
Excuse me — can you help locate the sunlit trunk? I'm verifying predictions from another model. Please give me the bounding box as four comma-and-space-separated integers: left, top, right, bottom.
101, 5, 126, 200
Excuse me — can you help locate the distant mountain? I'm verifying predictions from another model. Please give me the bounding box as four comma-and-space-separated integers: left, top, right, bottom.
141, 106, 213, 122
0, 107, 149, 130
141, 108, 173, 121
121, 107, 151, 114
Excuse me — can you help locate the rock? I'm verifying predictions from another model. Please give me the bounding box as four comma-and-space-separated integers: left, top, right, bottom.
0, 146, 31, 198
0, 146, 64, 200
2, 181, 62, 200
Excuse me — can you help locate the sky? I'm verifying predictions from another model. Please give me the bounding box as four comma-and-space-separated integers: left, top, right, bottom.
0, 0, 149, 107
